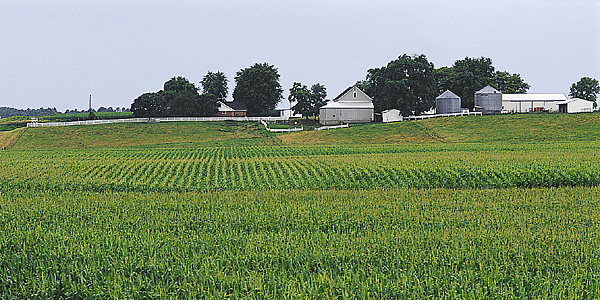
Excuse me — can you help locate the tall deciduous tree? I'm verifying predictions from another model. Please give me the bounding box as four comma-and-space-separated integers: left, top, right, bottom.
131, 76, 218, 117
308, 83, 328, 118
445, 57, 496, 110
289, 82, 311, 118
131, 91, 166, 117
233, 63, 283, 116
569, 77, 600, 108
492, 71, 530, 94
201, 71, 228, 101
360, 54, 438, 116
289, 82, 328, 119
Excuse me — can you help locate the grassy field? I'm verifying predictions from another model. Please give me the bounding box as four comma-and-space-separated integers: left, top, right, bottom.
1, 112, 600, 298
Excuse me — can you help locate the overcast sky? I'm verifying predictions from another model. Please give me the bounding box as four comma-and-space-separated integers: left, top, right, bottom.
1, 0, 598, 111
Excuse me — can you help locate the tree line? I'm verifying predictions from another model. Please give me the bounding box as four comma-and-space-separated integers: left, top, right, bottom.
131, 55, 599, 118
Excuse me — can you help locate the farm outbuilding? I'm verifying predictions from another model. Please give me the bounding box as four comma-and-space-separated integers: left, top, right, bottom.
502, 93, 567, 113
215, 101, 247, 117
382, 109, 403, 123
557, 98, 594, 113
436, 90, 462, 114
474, 85, 502, 114
319, 86, 374, 125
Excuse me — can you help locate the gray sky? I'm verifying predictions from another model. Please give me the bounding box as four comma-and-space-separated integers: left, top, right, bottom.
1, 0, 599, 111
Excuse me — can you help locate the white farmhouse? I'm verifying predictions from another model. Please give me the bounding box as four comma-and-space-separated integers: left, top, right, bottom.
557, 98, 594, 113
319, 86, 374, 125
502, 93, 567, 113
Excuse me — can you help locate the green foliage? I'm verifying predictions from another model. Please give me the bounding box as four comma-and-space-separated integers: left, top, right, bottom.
0, 107, 58, 118
570, 77, 600, 108
435, 57, 530, 110
2, 188, 600, 298
492, 71, 530, 94
3, 113, 600, 297
308, 83, 328, 118
131, 77, 218, 117
200, 71, 228, 101
233, 63, 283, 116
442, 57, 496, 110
131, 91, 166, 117
289, 82, 311, 117
362, 54, 438, 116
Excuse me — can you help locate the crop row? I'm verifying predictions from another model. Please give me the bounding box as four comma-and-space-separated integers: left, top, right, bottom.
1, 145, 599, 192
2, 187, 600, 298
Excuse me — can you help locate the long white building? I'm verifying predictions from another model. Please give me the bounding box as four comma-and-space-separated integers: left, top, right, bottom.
502, 93, 567, 113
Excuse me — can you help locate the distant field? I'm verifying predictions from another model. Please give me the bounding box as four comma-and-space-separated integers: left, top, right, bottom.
2, 112, 600, 298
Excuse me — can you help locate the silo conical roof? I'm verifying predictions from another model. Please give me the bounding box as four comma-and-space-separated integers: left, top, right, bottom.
476, 85, 501, 94
436, 90, 460, 99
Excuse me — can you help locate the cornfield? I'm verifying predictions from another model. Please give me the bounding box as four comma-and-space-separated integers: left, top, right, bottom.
1, 138, 600, 298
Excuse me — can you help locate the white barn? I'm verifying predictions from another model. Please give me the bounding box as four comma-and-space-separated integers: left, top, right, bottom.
502, 93, 567, 113
319, 86, 374, 125
557, 98, 594, 113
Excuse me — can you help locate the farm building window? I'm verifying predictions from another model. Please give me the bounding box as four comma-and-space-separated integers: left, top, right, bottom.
353, 92, 357, 97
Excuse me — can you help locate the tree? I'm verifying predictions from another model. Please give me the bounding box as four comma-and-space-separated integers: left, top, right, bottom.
130, 92, 166, 117
201, 71, 228, 101
308, 83, 328, 118
570, 77, 600, 108
445, 57, 496, 110
289, 82, 328, 119
435, 57, 530, 109
361, 54, 438, 116
233, 63, 283, 116
289, 82, 311, 118
492, 71, 530, 94
130, 76, 218, 117
163, 76, 218, 117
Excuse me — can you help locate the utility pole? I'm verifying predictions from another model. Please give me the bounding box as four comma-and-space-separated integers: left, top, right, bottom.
89, 95, 92, 112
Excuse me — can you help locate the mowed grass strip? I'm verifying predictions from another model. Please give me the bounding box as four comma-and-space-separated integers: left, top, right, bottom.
0, 128, 25, 149
1, 188, 599, 298
12, 121, 275, 150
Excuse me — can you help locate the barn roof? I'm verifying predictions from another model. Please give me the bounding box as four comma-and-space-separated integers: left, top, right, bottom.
221, 101, 247, 111
322, 86, 374, 109
502, 94, 567, 102
556, 98, 594, 105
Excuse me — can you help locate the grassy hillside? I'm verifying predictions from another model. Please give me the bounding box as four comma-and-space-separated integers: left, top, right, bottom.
8, 112, 600, 150
13, 121, 279, 150
281, 112, 600, 145
0, 127, 25, 149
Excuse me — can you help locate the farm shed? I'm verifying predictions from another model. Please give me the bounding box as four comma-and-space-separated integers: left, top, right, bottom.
215, 101, 247, 117
382, 109, 403, 123
557, 98, 594, 113
502, 93, 567, 113
436, 90, 462, 114
474, 85, 502, 114
319, 86, 374, 125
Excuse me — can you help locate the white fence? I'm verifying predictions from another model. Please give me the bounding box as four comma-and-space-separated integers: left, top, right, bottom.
314, 124, 349, 131
27, 116, 284, 128
405, 111, 482, 121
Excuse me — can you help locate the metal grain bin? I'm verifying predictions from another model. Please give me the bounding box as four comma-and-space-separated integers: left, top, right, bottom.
474, 85, 502, 114
436, 90, 461, 114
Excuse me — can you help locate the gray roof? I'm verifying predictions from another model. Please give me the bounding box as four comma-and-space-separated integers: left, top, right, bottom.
436, 90, 460, 99
224, 101, 247, 111
476, 85, 501, 94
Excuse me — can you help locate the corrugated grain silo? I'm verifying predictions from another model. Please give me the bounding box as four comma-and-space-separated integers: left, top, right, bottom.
474, 85, 502, 114
436, 90, 461, 114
